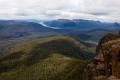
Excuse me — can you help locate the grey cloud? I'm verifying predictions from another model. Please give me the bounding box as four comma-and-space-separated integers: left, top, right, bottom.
88, 12, 109, 16
0, 0, 120, 22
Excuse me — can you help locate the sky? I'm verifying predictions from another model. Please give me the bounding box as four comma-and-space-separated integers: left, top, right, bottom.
0, 0, 120, 22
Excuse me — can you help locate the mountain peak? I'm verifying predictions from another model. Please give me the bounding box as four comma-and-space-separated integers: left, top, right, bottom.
113, 22, 120, 27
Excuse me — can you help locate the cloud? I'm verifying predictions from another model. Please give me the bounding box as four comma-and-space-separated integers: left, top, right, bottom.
88, 12, 109, 16
0, 0, 120, 22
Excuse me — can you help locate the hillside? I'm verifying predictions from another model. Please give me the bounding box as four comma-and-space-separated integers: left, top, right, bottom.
0, 20, 58, 40
0, 36, 95, 80
70, 29, 117, 41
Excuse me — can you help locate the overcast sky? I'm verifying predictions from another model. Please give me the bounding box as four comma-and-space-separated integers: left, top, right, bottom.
0, 0, 120, 22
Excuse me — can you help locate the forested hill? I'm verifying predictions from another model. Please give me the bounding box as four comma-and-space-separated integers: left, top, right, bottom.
0, 36, 95, 80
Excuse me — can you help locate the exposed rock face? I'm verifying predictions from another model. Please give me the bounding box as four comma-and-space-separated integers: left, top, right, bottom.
84, 33, 120, 80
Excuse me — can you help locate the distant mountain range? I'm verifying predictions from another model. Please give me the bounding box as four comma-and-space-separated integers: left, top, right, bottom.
44, 19, 120, 30
0, 20, 58, 40
43, 19, 120, 41
0, 19, 119, 41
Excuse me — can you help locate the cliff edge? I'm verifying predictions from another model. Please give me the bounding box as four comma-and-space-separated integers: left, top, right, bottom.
84, 32, 120, 80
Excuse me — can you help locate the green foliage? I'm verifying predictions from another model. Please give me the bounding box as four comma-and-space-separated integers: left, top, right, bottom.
0, 54, 87, 80
0, 36, 94, 80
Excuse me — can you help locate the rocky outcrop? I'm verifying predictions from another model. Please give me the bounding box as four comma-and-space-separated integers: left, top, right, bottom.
84, 33, 120, 80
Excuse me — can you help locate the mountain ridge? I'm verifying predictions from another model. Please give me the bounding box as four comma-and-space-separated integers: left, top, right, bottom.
0, 20, 58, 40
0, 36, 95, 80
44, 19, 120, 30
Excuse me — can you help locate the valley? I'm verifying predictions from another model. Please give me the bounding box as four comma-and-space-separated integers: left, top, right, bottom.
0, 0, 119, 80
0, 19, 120, 80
